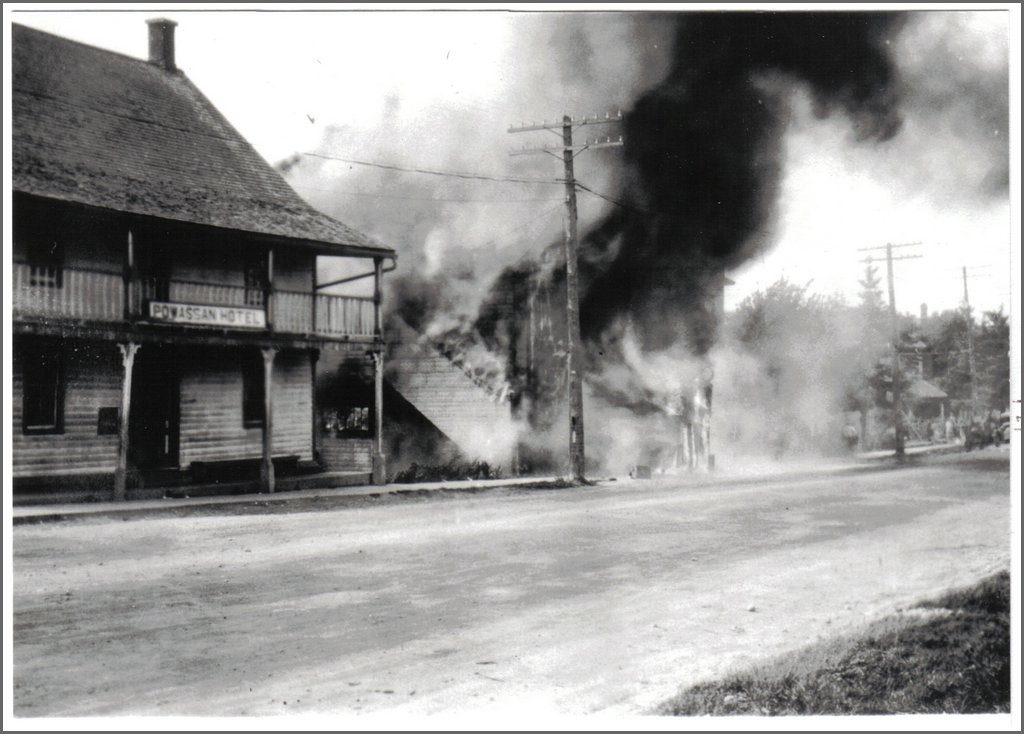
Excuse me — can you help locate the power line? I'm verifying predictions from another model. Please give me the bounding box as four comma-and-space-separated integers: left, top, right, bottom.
299, 151, 564, 185
291, 185, 562, 204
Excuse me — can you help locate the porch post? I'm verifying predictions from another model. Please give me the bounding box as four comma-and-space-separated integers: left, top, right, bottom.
114, 342, 140, 501
373, 257, 383, 339
371, 350, 386, 485
310, 349, 320, 465
265, 248, 275, 334
260, 347, 277, 493
371, 257, 386, 485
124, 230, 135, 321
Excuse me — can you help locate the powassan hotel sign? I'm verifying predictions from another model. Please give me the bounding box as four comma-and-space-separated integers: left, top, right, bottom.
148, 301, 266, 329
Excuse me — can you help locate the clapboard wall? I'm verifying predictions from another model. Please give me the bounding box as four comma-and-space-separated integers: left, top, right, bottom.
12, 340, 314, 478
11, 339, 121, 477
385, 322, 514, 466
319, 437, 373, 473
179, 348, 313, 466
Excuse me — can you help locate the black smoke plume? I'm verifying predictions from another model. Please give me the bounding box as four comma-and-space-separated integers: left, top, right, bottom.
579, 11, 907, 357
458, 11, 910, 442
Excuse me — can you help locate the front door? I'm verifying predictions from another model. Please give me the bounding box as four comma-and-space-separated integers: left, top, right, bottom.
129, 346, 180, 471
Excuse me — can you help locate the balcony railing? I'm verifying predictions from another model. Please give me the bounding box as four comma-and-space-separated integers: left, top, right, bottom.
12, 264, 377, 339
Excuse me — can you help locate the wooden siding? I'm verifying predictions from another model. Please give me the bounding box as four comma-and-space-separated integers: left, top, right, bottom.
320, 438, 373, 473
12, 341, 121, 477
12, 343, 315, 477
179, 349, 313, 466
386, 335, 515, 465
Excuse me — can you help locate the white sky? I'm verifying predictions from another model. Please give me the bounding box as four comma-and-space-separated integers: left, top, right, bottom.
5, 3, 1020, 320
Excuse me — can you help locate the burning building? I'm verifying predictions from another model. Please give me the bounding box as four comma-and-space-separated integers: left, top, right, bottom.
281, 11, 1001, 476
431, 13, 906, 474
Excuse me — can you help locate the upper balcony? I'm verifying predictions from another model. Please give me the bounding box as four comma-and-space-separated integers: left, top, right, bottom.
12, 263, 377, 341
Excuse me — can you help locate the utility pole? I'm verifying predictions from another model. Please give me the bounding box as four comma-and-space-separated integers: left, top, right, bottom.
859, 242, 922, 458
509, 113, 623, 481
961, 266, 982, 421
957, 265, 992, 423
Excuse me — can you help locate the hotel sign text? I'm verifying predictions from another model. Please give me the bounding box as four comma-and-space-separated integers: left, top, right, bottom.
148, 301, 266, 329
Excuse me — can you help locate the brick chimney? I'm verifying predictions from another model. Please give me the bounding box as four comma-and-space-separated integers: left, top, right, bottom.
146, 18, 178, 72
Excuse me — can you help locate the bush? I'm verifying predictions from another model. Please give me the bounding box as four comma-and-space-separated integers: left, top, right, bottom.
391, 458, 502, 484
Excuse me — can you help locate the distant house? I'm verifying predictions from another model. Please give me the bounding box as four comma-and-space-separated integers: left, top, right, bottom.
11, 21, 396, 501
906, 378, 949, 421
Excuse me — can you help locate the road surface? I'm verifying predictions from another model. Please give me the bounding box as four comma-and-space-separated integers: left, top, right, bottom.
11, 449, 1012, 718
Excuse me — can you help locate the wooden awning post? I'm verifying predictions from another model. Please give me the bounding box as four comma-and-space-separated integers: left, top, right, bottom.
370, 257, 386, 485
114, 342, 140, 501
260, 347, 277, 493
371, 350, 386, 485
124, 230, 135, 321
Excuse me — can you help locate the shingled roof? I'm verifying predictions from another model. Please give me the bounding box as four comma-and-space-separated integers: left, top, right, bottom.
907, 378, 948, 401
12, 23, 393, 257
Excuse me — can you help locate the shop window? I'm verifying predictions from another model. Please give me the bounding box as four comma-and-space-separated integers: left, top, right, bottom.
320, 375, 373, 437
21, 341, 65, 434
321, 406, 371, 437
242, 353, 265, 428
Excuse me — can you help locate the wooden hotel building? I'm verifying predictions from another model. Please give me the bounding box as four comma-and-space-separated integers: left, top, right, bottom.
11, 21, 396, 501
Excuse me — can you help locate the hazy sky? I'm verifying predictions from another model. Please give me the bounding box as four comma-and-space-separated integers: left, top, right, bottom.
6, 4, 1018, 319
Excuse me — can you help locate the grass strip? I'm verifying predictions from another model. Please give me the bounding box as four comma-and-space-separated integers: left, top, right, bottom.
658, 570, 1010, 716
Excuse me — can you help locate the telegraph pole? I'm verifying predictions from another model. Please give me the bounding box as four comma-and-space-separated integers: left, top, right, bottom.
509, 112, 623, 481
961, 266, 980, 421
859, 242, 922, 458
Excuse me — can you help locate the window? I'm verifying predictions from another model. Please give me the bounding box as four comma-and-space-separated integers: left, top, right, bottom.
28, 237, 64, 288
138, 245, 172, 302
21, 340, 65, 434
244, 252, 267, 306
319, 375, 373, 437
242, 353, 265, 428
321, 406, 371, 436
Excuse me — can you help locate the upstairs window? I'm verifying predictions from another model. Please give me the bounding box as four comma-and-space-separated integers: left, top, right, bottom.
21, 340, 65, 434
27, 235, 64, 288
244, 252, 268, 306
242, 352, 265, 428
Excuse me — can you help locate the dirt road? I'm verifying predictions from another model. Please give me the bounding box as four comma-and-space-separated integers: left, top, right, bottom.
11, 449, 1012, 718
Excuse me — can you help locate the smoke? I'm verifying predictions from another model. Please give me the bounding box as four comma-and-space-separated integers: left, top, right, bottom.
282, 12, 673, 340
580, 11, 907, 358
881, 11, 1009, 202
280, 11, 1006, 473
709, 281, 875, 461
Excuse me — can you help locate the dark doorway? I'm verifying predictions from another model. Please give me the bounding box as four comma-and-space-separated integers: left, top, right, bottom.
129, 345, 181, 471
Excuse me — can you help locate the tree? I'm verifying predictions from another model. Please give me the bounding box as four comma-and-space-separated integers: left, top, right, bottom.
729, 278, 869, 454
929, 309, 973, 408
976, 308, 1010, 410
857, 260, 888, 353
